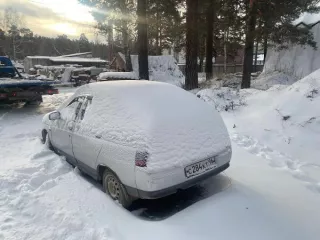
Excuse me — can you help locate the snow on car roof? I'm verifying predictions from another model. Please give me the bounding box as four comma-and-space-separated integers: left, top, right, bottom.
71, 81, 230, 172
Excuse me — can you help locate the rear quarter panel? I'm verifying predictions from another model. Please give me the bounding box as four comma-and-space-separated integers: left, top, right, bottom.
96, 141, 137, 188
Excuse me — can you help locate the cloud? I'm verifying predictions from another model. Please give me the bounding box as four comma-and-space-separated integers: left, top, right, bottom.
0, 0, 95, 39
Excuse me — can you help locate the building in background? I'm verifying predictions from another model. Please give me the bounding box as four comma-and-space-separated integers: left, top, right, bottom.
24, 52, 108, 73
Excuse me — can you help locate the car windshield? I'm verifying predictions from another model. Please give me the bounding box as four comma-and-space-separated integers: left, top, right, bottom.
1, 1, 320, 240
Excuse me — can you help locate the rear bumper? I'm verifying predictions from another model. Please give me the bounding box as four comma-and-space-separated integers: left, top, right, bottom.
125, 162, 230, 199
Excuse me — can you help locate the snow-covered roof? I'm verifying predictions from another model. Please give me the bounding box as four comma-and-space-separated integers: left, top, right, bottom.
49, 57, 107, 63
294, 13, 320, 26
26, 56, 52, 59
59, 52, 92, 58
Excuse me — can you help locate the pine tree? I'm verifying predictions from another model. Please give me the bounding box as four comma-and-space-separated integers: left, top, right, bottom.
79, 33, 91, 52
205, 0, 215, 80
241, 0, 320, 88
147, 0, 183, 55
79, 0, 135, 71
241, 0, 257, 89
185, 0, 199, 90
137, 0, 149, 79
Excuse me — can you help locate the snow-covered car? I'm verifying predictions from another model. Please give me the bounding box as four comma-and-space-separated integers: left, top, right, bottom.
41, 81, 232, 208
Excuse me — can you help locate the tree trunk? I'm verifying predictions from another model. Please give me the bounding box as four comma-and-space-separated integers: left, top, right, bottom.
205, 0, 214, 80
155, 7, 160, 55
254, 40, 259, 72
241, 0, 257, 89
199, 50, 204, 72
120, 0, 132, 71
123, 24, 132, 71
185, 0, 199, 90
137, 0, 149, 80
224, 29, 229, 74
108, 20, 114, 62
159, 20, 162, 55
263, 29, 268, 65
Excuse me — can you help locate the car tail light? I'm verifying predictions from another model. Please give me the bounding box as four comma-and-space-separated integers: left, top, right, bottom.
46, 89, 59, 95
135, 151, 149, 167
11, 92, 17, 97
0, 93, 8, 99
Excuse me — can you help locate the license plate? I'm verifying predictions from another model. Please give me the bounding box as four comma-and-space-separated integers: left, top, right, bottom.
185, 157, 217, 178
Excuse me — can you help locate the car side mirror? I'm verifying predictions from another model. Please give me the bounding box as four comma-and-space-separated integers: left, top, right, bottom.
49, 111, 61, 120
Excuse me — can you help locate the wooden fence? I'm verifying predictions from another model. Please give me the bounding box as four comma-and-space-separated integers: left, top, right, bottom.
178, 64, 264, 75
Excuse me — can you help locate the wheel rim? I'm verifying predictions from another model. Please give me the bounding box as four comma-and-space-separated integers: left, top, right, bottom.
107, 176, 120, 199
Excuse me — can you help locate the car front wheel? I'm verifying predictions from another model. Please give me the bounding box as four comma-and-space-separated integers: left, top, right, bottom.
102, 170, 132, 209
42, 130, 53, 150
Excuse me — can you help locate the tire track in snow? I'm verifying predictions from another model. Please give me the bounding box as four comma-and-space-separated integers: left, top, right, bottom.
231, 133, 320, 194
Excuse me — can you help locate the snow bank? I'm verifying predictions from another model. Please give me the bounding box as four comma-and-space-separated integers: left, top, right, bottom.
264, 22, 320, 79
118, 53, 185, 86
222, 69, 320, 170
252, 71, 297, 90
197, 87, 259, 112
131, 55, 185, 86
196, 69, 320, 196
72, 81, 230, 172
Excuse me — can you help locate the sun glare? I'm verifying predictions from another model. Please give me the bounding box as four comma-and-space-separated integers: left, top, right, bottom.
31, 0, 95, 23
50, 23, 77, 36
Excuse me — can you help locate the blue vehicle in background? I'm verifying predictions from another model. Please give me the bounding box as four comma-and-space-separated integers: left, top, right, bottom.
0, 56, 20, 78
0, 56, 59, 104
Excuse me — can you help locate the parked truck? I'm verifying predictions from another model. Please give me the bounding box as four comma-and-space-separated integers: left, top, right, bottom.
0, 56, 59, 104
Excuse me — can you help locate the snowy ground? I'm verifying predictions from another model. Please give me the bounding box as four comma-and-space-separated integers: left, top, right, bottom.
1, 84, 320, 240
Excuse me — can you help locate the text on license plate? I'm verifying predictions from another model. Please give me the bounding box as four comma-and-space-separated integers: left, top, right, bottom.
185, 157, 217, 178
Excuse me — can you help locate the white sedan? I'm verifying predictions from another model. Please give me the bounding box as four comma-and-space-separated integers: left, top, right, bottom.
41, 81, 232, 208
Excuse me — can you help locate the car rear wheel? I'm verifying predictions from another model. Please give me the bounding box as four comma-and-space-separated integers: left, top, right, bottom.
102, 170, 132, 208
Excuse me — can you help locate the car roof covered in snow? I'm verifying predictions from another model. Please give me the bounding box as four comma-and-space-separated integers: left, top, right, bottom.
64, 81, 230, 172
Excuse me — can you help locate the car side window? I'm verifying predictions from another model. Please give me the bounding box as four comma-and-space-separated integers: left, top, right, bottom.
77, 96, 93, 121
62, 97, 82, 120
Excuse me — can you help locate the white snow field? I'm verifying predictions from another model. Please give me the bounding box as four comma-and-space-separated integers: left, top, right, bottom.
1, 80, 320, 240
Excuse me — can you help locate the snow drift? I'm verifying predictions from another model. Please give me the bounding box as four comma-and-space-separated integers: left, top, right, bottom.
201, 69, 320, 171
118, 53, 185, 86
264, 21, 320, 79
131, 55, 185, 86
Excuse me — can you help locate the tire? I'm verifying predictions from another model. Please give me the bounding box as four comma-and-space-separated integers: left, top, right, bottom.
42, 130, 53, 150
102, 170, 133, 208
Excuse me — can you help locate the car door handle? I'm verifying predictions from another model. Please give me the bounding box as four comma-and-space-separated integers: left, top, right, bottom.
95, 134, 102, 139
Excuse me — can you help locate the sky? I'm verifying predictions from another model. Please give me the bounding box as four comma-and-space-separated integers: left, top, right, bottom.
0, 0, 97, 40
